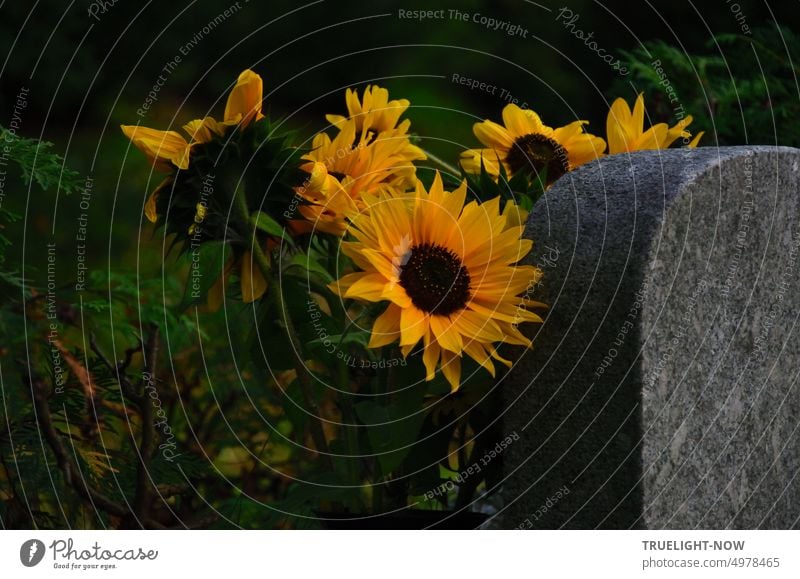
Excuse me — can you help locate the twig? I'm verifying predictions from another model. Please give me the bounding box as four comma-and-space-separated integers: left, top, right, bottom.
118, 344, 140, 374
29, 375, 132, 520
86, 332, 165, 527
89, 334, 141, 403
423, 149, 461, 177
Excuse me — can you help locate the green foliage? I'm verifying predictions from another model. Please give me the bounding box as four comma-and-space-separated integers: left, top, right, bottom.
450, 159, 542, 213
0, 208, 26, 293
614, 26, 800, 146
0, 125, 84, 195
156, 117, 305, 258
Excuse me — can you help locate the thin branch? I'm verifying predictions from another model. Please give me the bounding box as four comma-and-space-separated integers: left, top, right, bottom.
118, 343, 140, 374
89, 334, 142, 403
423, 149, 461, 177
51, 339, 164, 528
30, 374, 128, 518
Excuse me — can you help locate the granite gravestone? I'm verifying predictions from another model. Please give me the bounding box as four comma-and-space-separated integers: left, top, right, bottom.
496, 146, 800, 529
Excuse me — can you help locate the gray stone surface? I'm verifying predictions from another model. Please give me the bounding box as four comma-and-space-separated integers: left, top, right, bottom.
495, 146, 800, 529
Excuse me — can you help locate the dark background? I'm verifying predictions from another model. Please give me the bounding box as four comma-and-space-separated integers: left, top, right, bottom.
0, 0, 795, 289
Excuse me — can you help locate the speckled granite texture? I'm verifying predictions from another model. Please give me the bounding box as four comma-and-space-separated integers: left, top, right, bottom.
494, 147, 800, 529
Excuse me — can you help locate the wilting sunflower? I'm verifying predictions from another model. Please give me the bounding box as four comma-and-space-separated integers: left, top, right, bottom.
121, 69, 291, 307
296, 85, 426, 236
122, 69, 263, 177
121, 69, 264, 222
606, 94, 703, 154
461, 103, 606, 186
330, 173, 544, 392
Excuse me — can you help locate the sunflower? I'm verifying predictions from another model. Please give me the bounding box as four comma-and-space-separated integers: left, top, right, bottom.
326, 85, 411, 137
330, 173, 544, 392
296, 86, 426, 236
461, 103, 606, 186
121, 69, 275, 307
606, 94, 703, 154
121, 69, 264, 222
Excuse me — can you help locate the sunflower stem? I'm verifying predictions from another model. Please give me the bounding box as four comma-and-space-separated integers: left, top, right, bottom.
370, 346, 393, 513
423, 149, 461, 177
232, 181, 332, 466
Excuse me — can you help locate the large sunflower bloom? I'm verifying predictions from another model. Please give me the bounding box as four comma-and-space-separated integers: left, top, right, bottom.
461, 103, 606, 186
330, 173, 544, 392
606, 94, 703, 154
121, 69, 265, 221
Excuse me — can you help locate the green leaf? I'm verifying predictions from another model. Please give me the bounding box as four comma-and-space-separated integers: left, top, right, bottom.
286, 251, 334, 283
251, 210, 291, 241
0, 126, 83, 195
354, 381, 427, 475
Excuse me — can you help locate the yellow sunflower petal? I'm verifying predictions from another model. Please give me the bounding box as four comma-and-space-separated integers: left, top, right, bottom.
325, 113, 347, 128
381, 283, 413, 308
440, 349, 462, 392
144, 177, 171, 223
489, 345, 514, 367
224, 69, 264, 127
473, 119, 514, 150
564, 133, 607, 168
664, 115, 693, 148
502, 201, 529, 230
460, 148, 504, 177
422, 337, 440, 382
638, 124, 669, 150
552, 120, 588, 142
400, 306, 428, 347
606, 97, 635, 155
502, 104, 547, 138
430, 315, 463, 353
687, 131, 704, 148
368, 304, 402, 348
463, 341, 496, 378
121, 125, 191, 170
632, 93, 646, 135
343, 272, 388, 301
183, 116, 224, 143
331, 177, 545, 382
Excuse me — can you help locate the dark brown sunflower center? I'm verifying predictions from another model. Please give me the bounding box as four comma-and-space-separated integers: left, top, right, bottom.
506, 133, 569, 184
399, 243, 471, 316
